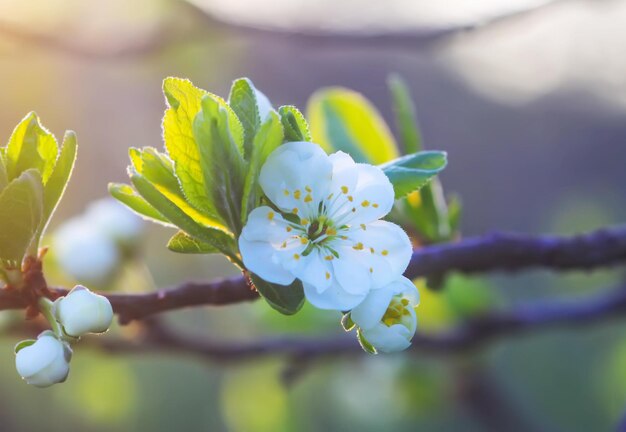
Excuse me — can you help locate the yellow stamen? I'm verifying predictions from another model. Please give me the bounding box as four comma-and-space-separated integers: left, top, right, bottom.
293, 253, 300, 260
301, 218, 310, 225
341, 186, 349, 194
348, 195, 353, 202
326, 227, 337, 236
353, 242, 364, 251
293, 190, 301, 199
360, 224, 366, 230
372, 203, 379, 208
292, 208, 299, 215
382, 250, 389, 256
325, 272, 330, 280
267, 211, 275, 221
283, 189, 290, 196
305, 186, 312, 193
286, 226, 292, 232
324, 255, 334, 261
300, 237, 308, 245
370, 247, 375, 253
304, 194, 313, 203
280, 241, 287, 249
361, 200, 370, 207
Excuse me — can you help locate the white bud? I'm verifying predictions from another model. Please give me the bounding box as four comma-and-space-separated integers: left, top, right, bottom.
15, 331, 72, 388
53, 217, 119, 286
350, 276, 419, 353
55, 286, 114, 337
86, 198, 144, 244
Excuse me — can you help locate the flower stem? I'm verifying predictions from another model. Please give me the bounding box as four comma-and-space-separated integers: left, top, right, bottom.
38, 297, 63, 339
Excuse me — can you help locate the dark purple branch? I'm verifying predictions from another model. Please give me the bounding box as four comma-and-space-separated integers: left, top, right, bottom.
90, 284, 626, 361
2, 226, 626, 323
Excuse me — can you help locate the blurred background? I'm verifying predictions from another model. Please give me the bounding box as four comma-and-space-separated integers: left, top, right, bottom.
0, 0, 625, 431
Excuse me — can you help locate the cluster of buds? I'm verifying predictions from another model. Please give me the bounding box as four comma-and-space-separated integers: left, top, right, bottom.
15, 286, 113, 387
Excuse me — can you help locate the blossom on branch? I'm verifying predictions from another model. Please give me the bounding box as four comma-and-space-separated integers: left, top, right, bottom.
239, 141, 412, 311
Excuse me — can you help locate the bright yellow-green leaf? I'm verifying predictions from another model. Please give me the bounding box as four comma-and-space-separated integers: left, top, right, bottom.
0, 152, 7, 193
162, 78, 244, 220
167, 230, 219, 254
41, 131, 77, 234
307, 87, 399, 164
108, 182, 171, 226
0, 169, 44, 263
5, 112, 58, 183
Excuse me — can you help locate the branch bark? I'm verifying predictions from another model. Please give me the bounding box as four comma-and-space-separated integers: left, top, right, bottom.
2, 226, 626, 322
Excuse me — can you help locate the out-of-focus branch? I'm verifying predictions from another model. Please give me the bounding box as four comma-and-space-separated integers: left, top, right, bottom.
82, 284, 626, 361
0, 0, 569, 58
2, 225, 626, 322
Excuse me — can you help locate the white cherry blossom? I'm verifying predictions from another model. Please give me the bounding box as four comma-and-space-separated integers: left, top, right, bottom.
54, 286, 114, 337
239, 141, 412, 311
351, 276, 419, 353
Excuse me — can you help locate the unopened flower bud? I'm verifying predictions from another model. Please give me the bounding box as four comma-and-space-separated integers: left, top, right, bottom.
55, 286, 113, 337
15, 331, 72, 388
350, 276, 419, 353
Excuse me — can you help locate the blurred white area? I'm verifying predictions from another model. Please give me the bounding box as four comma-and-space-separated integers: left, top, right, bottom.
440, 0, 626, 107
189, 0, 553, 33
53, 199, 144, 287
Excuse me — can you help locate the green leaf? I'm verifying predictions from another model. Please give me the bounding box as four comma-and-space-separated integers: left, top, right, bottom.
167, 230, 219, 254
108, 182, 171, 225
404, 178, 451, 242
356, 328, 377, 354
5, 112, 58, 183
249, 274, 305, 315
162, 78, 243, 222
388, 74, 423, 154
14, 339, 36, 354
307, 87, 399, 164
0, 153, 8, 193
278, 106, 311, 142
0, 169, 44, 263
193, 95, 247, 234
131, 147, 230, 233
447, 193, 462, 233
341, 313, 355, 331
381, 151, 447, 199
130, 172, 237, 257
228, 78, 263, 159
241, 111, 283, 224
40, 131, 77, 235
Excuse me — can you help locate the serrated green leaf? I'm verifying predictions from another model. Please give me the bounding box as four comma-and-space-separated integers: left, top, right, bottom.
278, 105, 311, 142
193, 95, 247, 234
249, 274, 304, 315
40, 131, 77, 236
341, 313, 355, 331
5, 112, 58, 183
130, 172, 237, 257
108, 182, 171, 225
241, 111, 283, 224
307, 88, 398, 164
388, 74, 423, 154
0, 169, 44, 263
162, 78, 243, 222
131, 147, 230, 233
14, 339, 36, 353
381, 151, 447, 199
356, 328, 377, 354
167, 230, 219, 254
228, 78, 262, 159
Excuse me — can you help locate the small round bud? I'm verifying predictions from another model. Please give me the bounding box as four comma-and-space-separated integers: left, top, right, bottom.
55, 286, 114, 337
53, 217, 119, 286
86, 198, 144, 244
15, 331, 72, 388
350, 277, 419, 353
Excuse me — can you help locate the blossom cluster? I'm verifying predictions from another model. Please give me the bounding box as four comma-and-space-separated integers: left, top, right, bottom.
15, 286, 113, 387
239, 141, 419, 352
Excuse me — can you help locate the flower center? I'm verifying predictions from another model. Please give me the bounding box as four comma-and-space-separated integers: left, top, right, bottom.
381, 296, 414, 327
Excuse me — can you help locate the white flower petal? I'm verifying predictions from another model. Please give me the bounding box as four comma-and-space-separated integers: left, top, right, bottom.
56, 287, 114, 337
303, 281, 367, 311
259, 142, 332, 216
241, 206, 296, 243
362, 323, 413, 353
15, 334, 70, 387
349, 221, 412, 288
291, 249, 333, 292
332, 247, 372, 295
239, 237, 296, 285
350, 288, 395, 331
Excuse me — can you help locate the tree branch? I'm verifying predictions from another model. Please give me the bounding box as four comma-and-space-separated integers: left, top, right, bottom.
2, 226, 626, 322
85, 283, 626, 362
